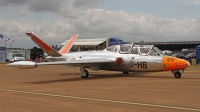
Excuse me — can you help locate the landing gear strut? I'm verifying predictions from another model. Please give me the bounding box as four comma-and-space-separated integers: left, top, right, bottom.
81, 70, 89, 78
80, 65, 89, 78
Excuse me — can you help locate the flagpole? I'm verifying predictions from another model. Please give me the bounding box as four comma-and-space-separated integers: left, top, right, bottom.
4, 39, 6, 62
1, 38, 2, 47
5, 39, 6, 48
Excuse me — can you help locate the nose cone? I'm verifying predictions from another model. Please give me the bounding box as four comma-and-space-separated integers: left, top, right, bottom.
162, 56, 190, 71
186, 61, 191, 67
176, 58, 191, 69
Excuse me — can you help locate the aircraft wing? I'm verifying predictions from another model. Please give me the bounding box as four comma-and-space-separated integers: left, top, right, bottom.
37, 58, 114, 65
7, 58, 115, 69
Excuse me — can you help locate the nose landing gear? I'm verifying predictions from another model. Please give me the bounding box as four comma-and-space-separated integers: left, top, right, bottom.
174, 72, 181, 78
171, 69, 184, 78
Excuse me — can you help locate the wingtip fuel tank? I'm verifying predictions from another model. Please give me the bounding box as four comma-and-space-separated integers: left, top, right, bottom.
7, 61, 37, 69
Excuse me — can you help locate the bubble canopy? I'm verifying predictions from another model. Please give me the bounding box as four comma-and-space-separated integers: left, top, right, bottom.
105, 44, 164, 56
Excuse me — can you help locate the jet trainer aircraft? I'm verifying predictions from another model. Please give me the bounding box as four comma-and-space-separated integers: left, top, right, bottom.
8, 33, 190, 78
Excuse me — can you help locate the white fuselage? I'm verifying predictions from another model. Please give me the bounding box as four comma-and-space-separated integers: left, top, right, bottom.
46, 50, 163, 72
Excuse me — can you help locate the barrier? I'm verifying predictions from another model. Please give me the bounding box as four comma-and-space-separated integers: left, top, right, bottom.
0, 47, 6, 62
196, 45, 200, 65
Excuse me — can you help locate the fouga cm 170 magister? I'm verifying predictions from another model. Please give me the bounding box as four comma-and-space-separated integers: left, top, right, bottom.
8, 33, 190, 78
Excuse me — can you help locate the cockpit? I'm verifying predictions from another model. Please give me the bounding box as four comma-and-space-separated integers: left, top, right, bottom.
105, 44, 164, 56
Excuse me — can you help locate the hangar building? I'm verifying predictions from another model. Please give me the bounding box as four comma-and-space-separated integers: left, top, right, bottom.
137, 41, 200, 51
58, 37, 129, 51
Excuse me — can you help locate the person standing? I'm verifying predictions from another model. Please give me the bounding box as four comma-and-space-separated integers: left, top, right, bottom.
35, 56, 39, 62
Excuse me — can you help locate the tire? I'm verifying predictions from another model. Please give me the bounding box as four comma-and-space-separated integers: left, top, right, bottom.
81, 70, 89, 78
123, 72, 129, 74
174, 72, 181, 78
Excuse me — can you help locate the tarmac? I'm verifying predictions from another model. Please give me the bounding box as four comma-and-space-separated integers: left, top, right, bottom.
0, 63, 200, 112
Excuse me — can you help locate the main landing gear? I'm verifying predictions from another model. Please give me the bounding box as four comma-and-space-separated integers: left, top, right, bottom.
172, 70, 184, 79
81, 70, 89, 78
80, 65, 89, 78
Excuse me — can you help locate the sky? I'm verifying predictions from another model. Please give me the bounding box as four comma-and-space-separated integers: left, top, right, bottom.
0, 0, 200, 48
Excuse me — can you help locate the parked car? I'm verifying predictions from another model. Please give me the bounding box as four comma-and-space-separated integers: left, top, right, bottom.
185, 53, 196, 59
171, 53, 185, 59
184, 53, 196, 63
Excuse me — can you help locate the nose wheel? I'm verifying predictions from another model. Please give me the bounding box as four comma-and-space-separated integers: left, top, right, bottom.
174, 72, 181, 78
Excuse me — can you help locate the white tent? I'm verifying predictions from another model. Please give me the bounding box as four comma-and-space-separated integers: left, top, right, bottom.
58, 38, 109, 48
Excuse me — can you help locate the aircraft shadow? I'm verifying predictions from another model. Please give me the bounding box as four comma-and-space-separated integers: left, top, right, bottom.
23, 72, 180, 84
60, 73, 79, 76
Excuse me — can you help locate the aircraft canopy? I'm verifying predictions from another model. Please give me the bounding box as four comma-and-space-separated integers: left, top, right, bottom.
105, 44, 164, 56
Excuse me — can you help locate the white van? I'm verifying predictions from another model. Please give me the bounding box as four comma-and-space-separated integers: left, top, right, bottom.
9, 53, 25, 62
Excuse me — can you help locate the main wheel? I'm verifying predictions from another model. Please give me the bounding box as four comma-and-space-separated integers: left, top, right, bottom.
174, 72, 181, 78
81, 70, 89, 78
123, 72, 129, 74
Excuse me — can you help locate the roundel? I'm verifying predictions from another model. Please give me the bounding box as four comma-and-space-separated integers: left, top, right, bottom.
115, 57, 123, 66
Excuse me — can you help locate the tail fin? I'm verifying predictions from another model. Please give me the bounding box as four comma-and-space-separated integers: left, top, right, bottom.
26, 32, 62, 57
59, 34, 79, 54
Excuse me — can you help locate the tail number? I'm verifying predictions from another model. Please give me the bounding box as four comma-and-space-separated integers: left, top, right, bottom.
167, 58, 174, 62
131, 61, 147, 69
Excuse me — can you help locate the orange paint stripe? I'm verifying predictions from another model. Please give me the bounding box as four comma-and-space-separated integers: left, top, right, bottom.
26, 33, 52, 51
60, 34, 77, 54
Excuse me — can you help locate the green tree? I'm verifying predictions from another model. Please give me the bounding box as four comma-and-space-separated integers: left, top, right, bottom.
30, 46, 44, 59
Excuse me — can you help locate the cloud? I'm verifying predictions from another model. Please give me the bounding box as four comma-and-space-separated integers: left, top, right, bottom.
0, 0, 104, 14
184, 0, 200, 5
27, 0, 66, 13
1, 8, 200, 48
0, 0, 105, 20
172, 0, 200, 5
0, 0, 66, 14
0, 0, 26, 7
18, 9, 29, 16
0, 0, 199, 49
70, 0, 105, 8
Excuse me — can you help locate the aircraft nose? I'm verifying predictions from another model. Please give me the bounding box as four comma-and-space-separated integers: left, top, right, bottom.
162, 56, 190, 71
176, 58, 190, 69
186, 61, 191, 67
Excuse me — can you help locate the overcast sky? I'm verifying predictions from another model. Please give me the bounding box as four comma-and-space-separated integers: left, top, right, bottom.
0, 0, 200, 48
